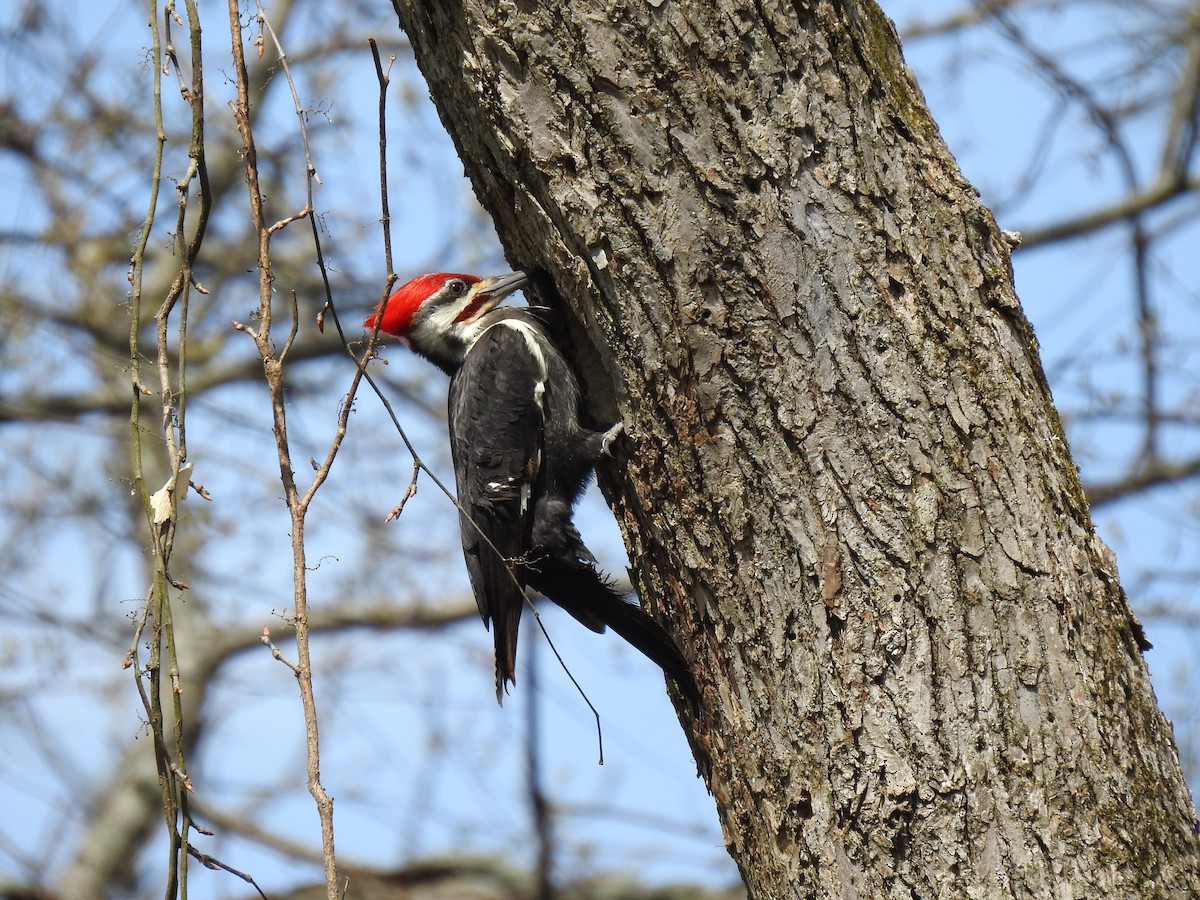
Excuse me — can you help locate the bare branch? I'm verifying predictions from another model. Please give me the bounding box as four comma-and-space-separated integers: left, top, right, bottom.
1016, 177, 1199, 249
1086, 456, 1200, 508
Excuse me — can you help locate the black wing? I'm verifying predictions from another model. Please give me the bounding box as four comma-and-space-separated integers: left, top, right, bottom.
448, 321, 545, 700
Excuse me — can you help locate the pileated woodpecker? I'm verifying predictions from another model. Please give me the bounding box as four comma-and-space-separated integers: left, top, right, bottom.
365, 271, 699, 713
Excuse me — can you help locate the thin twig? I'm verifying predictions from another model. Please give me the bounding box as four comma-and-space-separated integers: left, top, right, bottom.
261, 626, 302, 676
235, 5, 345, 896
127, 0, 216, 894
186, 846, 269, 900
528, 607, 605, 766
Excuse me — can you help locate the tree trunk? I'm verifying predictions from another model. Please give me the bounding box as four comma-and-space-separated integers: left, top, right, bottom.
391, 0, 1200, 896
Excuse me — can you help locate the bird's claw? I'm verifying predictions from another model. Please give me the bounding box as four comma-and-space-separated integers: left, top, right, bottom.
600, 422, 625, 458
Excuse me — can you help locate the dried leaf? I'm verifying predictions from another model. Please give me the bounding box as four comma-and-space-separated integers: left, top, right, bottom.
150, 463, 194, 525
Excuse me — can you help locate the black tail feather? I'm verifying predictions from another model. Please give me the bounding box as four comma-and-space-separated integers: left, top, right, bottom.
527, 560, 701, 716
491, 598, 522, 704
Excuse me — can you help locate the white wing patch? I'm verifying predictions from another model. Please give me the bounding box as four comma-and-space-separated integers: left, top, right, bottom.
476, 317, 551, 415
477, 318, 549, 516
481, 318, 549, 383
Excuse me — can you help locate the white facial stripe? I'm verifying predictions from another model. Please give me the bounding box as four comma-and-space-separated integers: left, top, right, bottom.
422, 299, 469, 336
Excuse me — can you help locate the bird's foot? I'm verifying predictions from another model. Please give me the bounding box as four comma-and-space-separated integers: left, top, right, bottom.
600, 422, 625, 458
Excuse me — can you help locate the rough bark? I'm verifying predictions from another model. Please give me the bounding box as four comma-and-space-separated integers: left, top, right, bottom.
391, 1, 1200, 897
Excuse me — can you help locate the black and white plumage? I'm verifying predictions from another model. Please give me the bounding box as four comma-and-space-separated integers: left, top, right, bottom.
366, 271, 699, 712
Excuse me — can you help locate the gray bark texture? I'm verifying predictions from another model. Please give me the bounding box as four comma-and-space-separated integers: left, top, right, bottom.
391, 0, 1200, 897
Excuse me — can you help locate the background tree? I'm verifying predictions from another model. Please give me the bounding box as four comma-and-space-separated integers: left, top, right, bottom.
0, 0, 1198, 897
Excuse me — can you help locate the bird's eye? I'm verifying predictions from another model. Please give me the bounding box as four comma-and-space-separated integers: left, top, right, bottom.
448, 279, 467, 296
